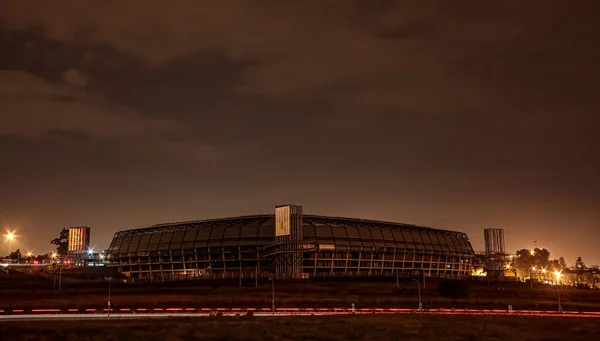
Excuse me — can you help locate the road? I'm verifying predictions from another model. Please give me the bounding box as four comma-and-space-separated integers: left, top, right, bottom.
1, 308, 600, 321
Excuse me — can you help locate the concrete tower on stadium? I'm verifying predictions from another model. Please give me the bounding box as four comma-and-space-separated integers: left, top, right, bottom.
106, 205, 474, 280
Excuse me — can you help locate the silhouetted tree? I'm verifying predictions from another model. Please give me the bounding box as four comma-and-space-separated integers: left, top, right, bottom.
34, 254, 49, 263
549, 259, 561, 272
50, 228, 69, 255
8, 249, 21, 261
575, 257, 586, 270
558, 257, 568, 269
513, 248, 551, 278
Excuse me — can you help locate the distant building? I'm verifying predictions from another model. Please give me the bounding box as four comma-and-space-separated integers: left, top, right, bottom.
68, 226, 91, 254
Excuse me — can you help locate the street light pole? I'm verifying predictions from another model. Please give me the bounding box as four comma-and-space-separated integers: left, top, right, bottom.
412, 279, 422, 313
6, 232, 14, 257
555, 271, 563, 313
271, 277, 275, 312
557, 285, 562, 313
529, 267, 536, 290
108, 277, 112, 319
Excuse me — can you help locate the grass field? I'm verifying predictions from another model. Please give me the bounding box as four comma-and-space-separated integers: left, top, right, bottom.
3, 270, 600, 312
1, 314, 599, 341
2, 278, 599, 312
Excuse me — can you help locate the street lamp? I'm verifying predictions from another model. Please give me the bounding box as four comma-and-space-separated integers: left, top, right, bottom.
542, 268, 547, 282
555, 271, 563, 313
108, 277, 112, 320
6, 232, 14, 256
529, 266, 536, 289
413, 279, 423, 313
271, 277, 275, 312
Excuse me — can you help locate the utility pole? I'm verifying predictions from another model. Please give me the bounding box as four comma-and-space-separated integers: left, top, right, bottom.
108, 277, 112, 320
271, 277, 275, 312
58, 266, 62, 291
557, 285, 562, 314
529, 268, 535, 290
413, 279, 422, 313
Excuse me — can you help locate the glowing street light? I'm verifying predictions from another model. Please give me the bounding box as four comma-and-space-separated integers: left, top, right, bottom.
529, 266, 536, 290
27, 251, 33, 257
554, 271, 563, 313
530, 250, 535, 256
5, 231, 15, 255
555, 271, 562, 284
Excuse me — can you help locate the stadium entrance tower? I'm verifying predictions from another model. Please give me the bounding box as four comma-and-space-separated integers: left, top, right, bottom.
263, 205, 316, 278
483, 228, 509, 279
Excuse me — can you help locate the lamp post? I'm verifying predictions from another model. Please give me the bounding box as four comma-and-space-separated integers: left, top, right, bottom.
271, 277, 275, 312
555, 271, 563, 313
540, 268, 547, 284
108, 277, 112, 319
529, 266, 536, 289
6, 232, 14, 256
413, 279, 422, 313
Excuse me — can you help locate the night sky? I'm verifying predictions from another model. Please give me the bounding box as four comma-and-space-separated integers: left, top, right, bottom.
1, 1, 598, 265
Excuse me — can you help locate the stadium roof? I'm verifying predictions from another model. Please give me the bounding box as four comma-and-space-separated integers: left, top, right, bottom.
112, 214, 469, 238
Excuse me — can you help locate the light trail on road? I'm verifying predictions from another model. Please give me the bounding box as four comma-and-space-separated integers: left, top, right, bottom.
1, 307, 600, 321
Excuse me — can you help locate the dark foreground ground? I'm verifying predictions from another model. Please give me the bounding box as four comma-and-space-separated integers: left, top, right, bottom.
2, 315, 599, 341
2, 271, 599, 312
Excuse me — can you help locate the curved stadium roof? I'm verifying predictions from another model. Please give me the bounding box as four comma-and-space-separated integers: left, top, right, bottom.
107, 215, 474, 256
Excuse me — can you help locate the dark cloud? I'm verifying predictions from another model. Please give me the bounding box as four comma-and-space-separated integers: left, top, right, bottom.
0, 70, 179, 139
0, 1, 599, 265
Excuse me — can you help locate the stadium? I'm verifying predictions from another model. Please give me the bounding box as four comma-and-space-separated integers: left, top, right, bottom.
106, 205, 474, 281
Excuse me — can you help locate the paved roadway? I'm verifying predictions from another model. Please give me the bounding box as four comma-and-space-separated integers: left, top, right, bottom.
1, 308, 600, 321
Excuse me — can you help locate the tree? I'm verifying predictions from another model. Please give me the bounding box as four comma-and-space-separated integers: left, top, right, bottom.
8, 249, 21, 261
575, 257, 586, 270
33, 254, 49, 263
50, 228, 69, 255
549, 259, 561, 272
513, 248, 551, 278
558, 257, 567, 270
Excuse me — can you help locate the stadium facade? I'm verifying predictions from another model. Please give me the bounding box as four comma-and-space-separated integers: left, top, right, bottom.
106, 205, 474, 280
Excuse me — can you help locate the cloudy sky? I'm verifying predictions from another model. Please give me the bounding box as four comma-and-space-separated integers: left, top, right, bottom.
1, 1, 598, 265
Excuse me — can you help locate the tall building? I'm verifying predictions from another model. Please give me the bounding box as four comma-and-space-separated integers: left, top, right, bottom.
68, 226, 91, 254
